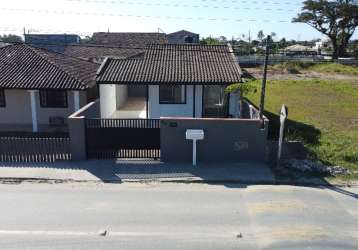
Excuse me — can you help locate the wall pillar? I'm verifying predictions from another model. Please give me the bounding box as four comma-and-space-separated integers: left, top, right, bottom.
29, 90, 38, 132
73, 91, 80, 111
68, 116, 87, 161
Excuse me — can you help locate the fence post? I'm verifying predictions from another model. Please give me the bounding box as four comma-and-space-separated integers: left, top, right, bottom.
68, 116, 87, 161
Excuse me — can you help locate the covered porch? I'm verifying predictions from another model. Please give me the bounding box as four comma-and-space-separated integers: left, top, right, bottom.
100, 84, 148, 119
111, 97, 147, 119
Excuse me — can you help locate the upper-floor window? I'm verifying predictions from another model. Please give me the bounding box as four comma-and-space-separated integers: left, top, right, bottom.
159, 85, 186, 104
0, 89, 5, 107
40, 90, 68, 108
184, 36, 194, 43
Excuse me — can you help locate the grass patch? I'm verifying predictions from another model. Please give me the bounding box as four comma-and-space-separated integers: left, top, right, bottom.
246, 79, 358, 174
270, 62, 358, 75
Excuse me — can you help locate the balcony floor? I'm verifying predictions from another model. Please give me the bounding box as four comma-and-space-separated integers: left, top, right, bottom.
111, 98, 147, 119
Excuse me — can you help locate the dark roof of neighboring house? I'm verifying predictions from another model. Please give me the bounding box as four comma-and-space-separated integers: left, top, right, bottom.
92, 32, 168, 47
97, 44, 242, 85
167, 30, 199, 36
0, 44, 98, 90
63, 44, 143, 61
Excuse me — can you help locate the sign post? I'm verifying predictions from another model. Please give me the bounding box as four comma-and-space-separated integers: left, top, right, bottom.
277, 105, 288, 168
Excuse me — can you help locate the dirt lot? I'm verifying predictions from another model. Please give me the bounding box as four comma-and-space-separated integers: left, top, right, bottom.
245, 67, 358, 83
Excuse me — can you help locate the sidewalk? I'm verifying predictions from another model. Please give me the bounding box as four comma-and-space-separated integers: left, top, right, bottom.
0, 160, 276, 184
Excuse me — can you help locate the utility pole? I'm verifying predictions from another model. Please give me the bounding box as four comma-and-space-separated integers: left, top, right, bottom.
259, 35, 271, 122
248, 30, 251, 56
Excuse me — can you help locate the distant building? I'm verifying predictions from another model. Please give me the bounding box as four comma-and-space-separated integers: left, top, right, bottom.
91, 32, 167, 47
283, 44, 318, 56
91, 30, 199, 47
166, 30, 199, 44
24, 34, 80, 53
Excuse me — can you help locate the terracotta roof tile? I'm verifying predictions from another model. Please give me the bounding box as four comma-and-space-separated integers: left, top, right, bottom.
63, 44, 143, 61
0, 44, 99, 90
97, 44, 242, 85
92, 32, 167, 47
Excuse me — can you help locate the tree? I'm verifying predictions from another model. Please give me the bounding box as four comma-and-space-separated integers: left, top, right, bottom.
80, 35, 94, 44
0, 34, 22, 43
293, 0, 358, 59
278, 38, 288, 49
257, 30, 265, 43
218, 36, 227, 43
200, 36, 222, 45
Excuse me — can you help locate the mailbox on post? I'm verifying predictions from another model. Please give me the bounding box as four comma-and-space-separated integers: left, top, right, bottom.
186, 129, 204, 166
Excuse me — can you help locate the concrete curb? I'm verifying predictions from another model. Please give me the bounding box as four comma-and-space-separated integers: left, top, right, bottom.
1, 177, 357, 188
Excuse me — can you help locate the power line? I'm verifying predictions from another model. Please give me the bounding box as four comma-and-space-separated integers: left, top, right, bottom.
68, 0, 303, 6
66, 0, 300, 12
0, 7, 291, 23
0, 26, 93, 36
199, 0, 302, 5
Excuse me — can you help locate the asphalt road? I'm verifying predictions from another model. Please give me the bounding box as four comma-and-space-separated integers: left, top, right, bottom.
0, 182, 357, 250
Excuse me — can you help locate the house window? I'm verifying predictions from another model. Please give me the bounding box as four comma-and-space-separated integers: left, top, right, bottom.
159, 85, 186, 104
40, 90, 68, 108
184, 36, 194, 43
0, 89, 5, 107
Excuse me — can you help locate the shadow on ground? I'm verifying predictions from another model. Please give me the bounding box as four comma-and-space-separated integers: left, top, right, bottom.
0, 159, 280, 189
0, 159, 356, 199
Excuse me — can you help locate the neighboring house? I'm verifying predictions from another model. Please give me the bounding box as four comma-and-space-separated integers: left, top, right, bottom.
166, 30, 199, 44
60, 30, 200, 63
96, 44, 242, 119
24, 34, 80, 53
283, 44, 318, 56
92, 32, 167, 47
0, 44, 98, 132
63, 44, 143, 64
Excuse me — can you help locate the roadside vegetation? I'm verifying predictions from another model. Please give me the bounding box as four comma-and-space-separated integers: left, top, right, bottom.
246, 79, 358, 177
270, 62, 358, 76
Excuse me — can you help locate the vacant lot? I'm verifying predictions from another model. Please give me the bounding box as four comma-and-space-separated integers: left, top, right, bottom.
246, 62, 358, 83
246, 78, 358, 176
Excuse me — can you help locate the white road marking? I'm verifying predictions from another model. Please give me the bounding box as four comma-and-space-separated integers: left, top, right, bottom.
0, 230, 239, 238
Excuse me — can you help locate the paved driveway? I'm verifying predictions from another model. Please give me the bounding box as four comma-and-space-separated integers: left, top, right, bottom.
0, 183, 357, 249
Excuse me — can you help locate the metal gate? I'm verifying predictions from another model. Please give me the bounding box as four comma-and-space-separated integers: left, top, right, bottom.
85, 119, 160, 159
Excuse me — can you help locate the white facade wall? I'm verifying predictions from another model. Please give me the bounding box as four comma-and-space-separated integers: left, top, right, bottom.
115, 85, 128, 109
99, 84, 116, 118
148, 85, 203, 119
100, 84, 128, 118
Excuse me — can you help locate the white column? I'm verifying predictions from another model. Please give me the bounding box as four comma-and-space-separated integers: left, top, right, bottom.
73, 91, 80, 111
29, 90, 38, 132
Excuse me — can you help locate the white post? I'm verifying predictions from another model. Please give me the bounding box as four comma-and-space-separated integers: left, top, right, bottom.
277, 105, 288, 168
29, 90, 38, 132
73, 91, 80, 111
186, 130, 204, 167
192, 139, 197, 166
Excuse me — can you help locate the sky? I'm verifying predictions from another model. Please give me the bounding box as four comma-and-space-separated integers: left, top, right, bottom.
0, 0, 357, 41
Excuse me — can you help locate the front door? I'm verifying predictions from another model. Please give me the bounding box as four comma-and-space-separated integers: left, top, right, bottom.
202, 85, 229, 118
